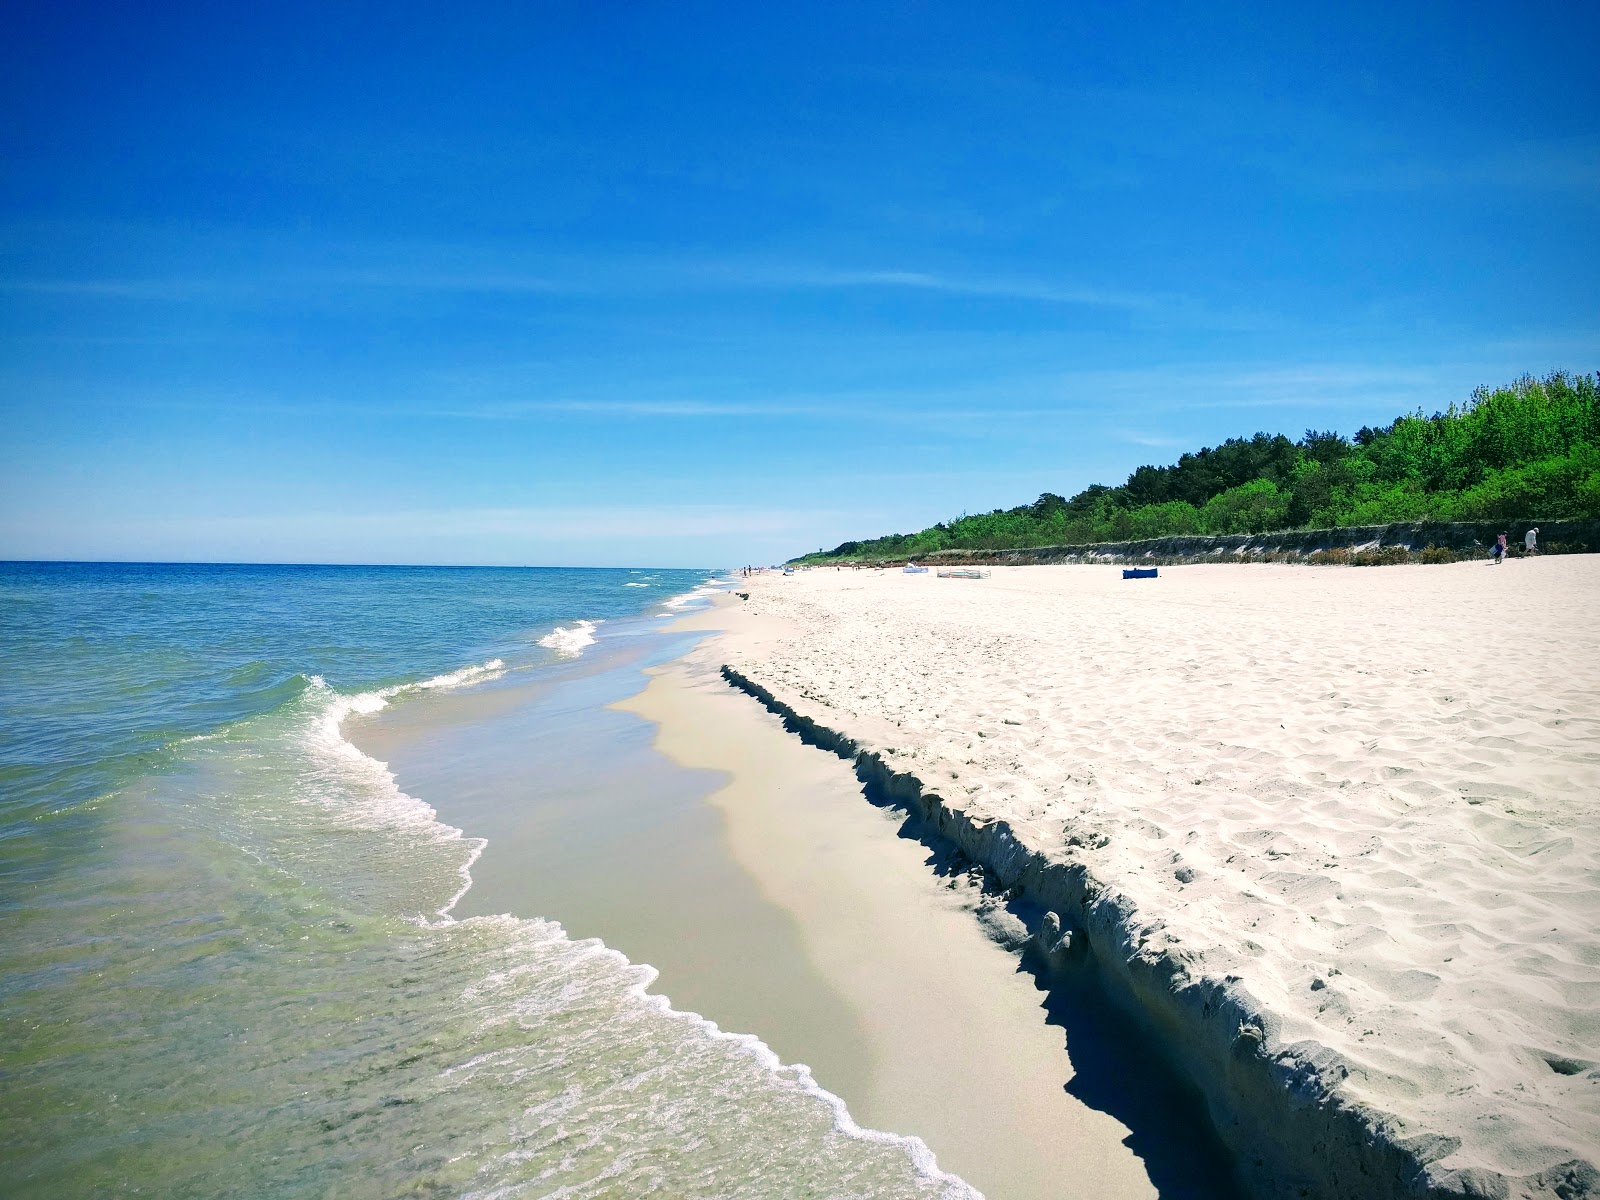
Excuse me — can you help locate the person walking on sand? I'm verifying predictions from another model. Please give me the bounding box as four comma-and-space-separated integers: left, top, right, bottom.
1525, 527, 1539, 555
1493, 532, 1508, 563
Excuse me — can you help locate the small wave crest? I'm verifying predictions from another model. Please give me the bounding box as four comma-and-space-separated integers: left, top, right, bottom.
626, 967, 980, 1198
453, 916, 980, 1198
537, 619, 600, 658
663, 582, 725, 610
416, 658, 506, 690
298, 661, 509, 916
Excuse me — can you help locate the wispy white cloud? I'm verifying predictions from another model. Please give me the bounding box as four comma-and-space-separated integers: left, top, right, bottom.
0, 244, 1162, 312
1048, 361, 1461, 415
0, 270, 570, 303
1321, 135, 1600, 196
313, 269, 572, 294
338, 356, 1464, 425
1115, 430, 1186, 448
696, 263, 1162, 309
424, 397, 840, 419
41, 357, 1506, 428
0, 278, 224, 301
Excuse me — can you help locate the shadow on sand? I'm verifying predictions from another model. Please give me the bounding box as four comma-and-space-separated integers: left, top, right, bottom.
879, 796, 1247, 1200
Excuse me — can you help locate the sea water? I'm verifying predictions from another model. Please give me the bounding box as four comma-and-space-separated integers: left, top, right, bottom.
0, 562, 973, 1198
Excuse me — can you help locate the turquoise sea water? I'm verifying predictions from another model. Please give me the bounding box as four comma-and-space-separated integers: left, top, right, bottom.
0, 563, 971, 1198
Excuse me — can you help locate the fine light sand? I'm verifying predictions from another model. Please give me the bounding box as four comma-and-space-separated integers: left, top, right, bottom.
716, 559, 1600, 1198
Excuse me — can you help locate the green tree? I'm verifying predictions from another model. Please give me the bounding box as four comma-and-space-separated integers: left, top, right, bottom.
793, 372, 1599, 562
1200, 480, 1290, 534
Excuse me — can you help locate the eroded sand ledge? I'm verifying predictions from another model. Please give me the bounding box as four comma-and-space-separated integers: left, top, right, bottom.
717, 562, 1600, 1199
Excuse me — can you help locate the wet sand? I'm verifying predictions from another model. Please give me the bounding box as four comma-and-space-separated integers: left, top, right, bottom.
345, 637, 875, 1107
349, 612, 1239, 1200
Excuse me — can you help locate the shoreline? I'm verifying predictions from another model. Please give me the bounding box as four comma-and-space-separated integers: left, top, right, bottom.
342, 630, 880, 1111
713, 562, 1600, 1200
613, 630, 1237, 1200
350, 595, 1241, 1200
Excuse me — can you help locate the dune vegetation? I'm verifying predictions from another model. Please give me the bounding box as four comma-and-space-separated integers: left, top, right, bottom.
797, 372, 1600, 561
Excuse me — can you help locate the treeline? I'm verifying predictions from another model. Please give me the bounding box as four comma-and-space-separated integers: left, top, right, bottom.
800, 372, 1600, 561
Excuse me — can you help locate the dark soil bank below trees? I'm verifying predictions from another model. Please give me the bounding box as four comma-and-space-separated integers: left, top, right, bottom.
897, 518, 1600, 567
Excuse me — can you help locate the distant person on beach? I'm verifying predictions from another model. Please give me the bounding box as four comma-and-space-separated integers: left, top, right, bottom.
1525, 528, 1539, 554
1493, 533, 1508, 563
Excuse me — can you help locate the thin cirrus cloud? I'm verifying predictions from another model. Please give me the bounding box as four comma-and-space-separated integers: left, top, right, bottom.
337, 257, 1159, 308
0, 278, 228, 302
1114, 430, 1187, 448
1315, 136, 1600, 196
8, 356, 1510, 432
683, 262, 1163, 309
0, 244, 1161, 312
425, 398, 844, 419
325, 250, 1168, 311
430, 361, 1475, 422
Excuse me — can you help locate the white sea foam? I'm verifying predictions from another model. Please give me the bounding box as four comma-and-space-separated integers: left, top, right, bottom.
454, 916, 981, 1199
629, 972, 982, 1199
298, 661, 507, 917
416, 658, 506, 690
624, 582, 651, 588
296, 652, 977, 1197
537, 619, 600, 658
662, 583, 724, 610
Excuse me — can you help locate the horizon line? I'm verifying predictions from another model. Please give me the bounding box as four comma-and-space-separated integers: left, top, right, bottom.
0, 558, 728, 571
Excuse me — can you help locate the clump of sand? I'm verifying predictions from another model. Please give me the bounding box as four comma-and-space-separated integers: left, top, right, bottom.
725, 559, 1600, 1197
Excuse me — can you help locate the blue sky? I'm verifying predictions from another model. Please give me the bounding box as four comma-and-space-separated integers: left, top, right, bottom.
3, 1, 1597, 566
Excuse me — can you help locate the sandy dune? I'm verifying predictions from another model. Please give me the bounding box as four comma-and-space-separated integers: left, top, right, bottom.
723, 559, 1600, 1197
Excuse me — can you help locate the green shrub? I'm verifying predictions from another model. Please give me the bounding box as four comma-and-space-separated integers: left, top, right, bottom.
1200, 479, 1290, 534
1127, 500, 1203, 538
1571, 467, 1600, 517
1452, 445, 1600, 520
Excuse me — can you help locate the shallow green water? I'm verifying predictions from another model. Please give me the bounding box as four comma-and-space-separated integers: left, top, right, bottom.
0, 563, 969, 1198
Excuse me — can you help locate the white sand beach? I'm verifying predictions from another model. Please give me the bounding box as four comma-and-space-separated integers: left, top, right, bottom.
710, 559, 1600, 1198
